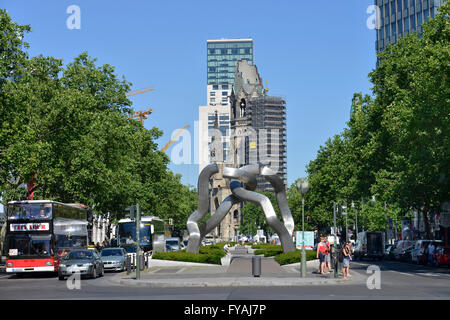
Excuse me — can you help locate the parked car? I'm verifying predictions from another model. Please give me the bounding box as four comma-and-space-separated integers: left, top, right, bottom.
392, 240, 415, 261
433, 246, 450, 267
58, 249, 104, 280
411, 240, 442, 264
399, 245, 414, 263
100, 248, 127, 272
165, 237, 181, 252
354, 231, 385, 260
384, 244, 395, 260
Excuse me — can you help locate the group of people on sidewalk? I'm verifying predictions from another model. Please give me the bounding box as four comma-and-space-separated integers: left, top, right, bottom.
316, 237, 353, 279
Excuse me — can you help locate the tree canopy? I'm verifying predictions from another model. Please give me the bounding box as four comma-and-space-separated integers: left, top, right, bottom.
0, 9, 196, 227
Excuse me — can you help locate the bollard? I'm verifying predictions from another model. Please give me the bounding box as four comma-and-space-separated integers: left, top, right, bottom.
140, 253, 145, 271
252, 256, 261, 277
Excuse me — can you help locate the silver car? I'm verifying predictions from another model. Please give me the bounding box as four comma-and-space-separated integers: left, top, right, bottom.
100, 248, 127, 272
58, 249, 104, 280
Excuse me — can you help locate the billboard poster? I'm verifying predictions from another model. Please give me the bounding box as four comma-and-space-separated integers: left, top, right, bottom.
296, 231, 314, 250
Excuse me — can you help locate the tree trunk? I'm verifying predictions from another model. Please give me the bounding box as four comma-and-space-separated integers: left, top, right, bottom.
423, 206, 432, 240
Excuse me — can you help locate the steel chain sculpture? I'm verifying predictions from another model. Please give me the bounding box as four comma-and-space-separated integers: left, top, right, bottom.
186, 163, 296, 253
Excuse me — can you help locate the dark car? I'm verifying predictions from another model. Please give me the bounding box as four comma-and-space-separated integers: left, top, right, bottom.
58, 249, 104, 280
384, 245, 395, 260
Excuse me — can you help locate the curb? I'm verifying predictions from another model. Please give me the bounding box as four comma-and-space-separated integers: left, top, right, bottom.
111, 275, 362, 288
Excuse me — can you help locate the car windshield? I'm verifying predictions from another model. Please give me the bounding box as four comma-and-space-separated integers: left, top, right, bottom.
64, 251, 93, 260
101, 249, 123, 257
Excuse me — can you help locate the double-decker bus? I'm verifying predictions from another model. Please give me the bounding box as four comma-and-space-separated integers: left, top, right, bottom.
117, 216, 165, 254
4, 200, 89, 275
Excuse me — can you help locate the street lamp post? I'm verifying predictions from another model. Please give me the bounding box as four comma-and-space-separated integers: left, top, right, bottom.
296, 178, 309, 278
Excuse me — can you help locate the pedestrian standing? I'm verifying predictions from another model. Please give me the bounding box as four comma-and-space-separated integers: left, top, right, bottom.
316, 237, 327, 274
325, 237, 332, 273
342, 242, 352, 279
428, 242, 435, 265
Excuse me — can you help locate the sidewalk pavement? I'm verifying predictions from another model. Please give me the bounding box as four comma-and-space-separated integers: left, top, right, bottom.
109, 246, 366, 288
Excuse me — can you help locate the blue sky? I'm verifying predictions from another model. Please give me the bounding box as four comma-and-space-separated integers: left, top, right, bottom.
2, 0, 377, 191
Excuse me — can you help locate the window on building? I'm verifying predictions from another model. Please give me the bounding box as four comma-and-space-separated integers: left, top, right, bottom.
386, 24, 390, 37
411, 14, 416, 30
404, 0, 409, 9
211, 98, 216, 102
397, 0, 403, 12
210, 92, 215, 96
222, 91, 228, 96
213, 85, 219, 90
222, 97, 228, 102
404, 17, 409, 31
398, 19, 403, 34
381, 26, 385, 39
222, 85, 229, 90
385, 4, 390, 17
391, 1, 396, 14
417, 11, 422, 25
431, 8, 435, 18
392, 22, 397, 35
424, 9, 429, 21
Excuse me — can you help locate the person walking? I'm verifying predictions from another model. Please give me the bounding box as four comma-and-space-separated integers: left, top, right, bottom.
316, 237, 327, 274
428, 242, 435, 266
342, 242, 352, 279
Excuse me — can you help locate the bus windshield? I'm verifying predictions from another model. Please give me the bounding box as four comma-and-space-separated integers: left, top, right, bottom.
118, 222, 151, 245
55, 234, 87, 249
6, 234, 52, 257
7, 203, 52, 220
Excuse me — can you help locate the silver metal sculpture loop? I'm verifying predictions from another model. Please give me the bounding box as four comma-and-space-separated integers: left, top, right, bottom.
186, 163, 296, 253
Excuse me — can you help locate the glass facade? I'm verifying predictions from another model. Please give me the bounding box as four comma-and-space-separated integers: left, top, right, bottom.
375, 0, 443, 53
207, 39, 254, 85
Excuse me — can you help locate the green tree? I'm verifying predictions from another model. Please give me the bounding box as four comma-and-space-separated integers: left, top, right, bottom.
0, 10, 197, 230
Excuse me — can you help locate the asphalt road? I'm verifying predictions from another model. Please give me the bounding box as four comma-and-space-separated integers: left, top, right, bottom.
0, 260, 449, 300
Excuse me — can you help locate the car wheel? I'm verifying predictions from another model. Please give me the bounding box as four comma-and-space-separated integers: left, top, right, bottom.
91, 267, 97, 279
100, 266, 104, 277
58, 274, 65, 281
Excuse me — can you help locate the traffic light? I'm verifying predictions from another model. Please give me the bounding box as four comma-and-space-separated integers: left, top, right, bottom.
125, 205, 136, 219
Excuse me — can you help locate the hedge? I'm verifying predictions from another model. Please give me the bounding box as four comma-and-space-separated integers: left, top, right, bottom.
274, 249, 317, 265
152, 243, 230, 265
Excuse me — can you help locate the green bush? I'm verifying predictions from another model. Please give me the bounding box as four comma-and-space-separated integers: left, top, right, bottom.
274, 249, 317, 265
152, 250, 223, 265
254, 248, 283, 257
251, 244, 282, 250
152, 243, 229, 265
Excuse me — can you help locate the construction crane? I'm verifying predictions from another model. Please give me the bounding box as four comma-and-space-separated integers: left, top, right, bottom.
126, 87, 155, 125
126, 87, 155, 97
129, 109, 153, 125
160, 124, 190, 152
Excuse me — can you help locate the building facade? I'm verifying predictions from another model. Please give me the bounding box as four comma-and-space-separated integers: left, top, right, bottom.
375, 0, 444, 53
230, 60, 288, 192
207, 39, 254, 85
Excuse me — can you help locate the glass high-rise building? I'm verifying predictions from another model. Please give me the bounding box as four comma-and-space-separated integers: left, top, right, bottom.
375, 0, 444, 53
207, 39, 254, 85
